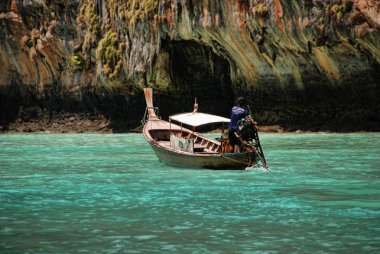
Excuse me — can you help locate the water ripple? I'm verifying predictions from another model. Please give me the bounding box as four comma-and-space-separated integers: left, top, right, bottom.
0, 133, 379, 253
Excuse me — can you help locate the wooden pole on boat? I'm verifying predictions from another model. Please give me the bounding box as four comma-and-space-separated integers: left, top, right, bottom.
169, 119, 172, 147
192, 97, 197, 153
251, 142, 269, 169
234, 132, 269, 169
193, 98, 198, 113
192, 126, 195, 153
221, 123, 225, 154
143, 88, 157, 118
247, 105, 266, 164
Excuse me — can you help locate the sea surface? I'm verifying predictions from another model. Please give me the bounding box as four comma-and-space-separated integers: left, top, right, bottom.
0, 133, 379, 253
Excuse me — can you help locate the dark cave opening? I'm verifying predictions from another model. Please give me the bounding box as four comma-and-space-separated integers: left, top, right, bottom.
156, 39, 234, 119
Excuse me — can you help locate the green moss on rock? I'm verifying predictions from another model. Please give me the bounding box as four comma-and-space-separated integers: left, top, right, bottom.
96, 31, 125, 79
252, 3, 268, 17
70, 55, 84, 70
124, 0, 158, 27
78, 0, 101, 59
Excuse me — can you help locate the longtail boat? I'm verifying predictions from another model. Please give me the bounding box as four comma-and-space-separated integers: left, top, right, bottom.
142, 88, 268, 170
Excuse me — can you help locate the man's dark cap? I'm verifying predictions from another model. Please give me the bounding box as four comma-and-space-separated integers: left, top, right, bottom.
237, 97, 245, 103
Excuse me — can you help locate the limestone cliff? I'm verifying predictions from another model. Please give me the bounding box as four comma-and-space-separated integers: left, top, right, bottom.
0, 0, 379, 132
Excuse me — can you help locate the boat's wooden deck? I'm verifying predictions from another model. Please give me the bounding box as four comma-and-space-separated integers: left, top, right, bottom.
147, 122, 223, 154
157, 140, 220, 154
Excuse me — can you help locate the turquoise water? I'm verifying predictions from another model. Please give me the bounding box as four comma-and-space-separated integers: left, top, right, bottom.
0, 133, 379, 253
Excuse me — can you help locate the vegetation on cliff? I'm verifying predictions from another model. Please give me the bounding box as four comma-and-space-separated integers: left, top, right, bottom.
75, 0, 159, 82
0, 0, 379, 132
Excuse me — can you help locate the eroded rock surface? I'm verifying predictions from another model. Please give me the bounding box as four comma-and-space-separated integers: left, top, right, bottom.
0, 0, 379, 132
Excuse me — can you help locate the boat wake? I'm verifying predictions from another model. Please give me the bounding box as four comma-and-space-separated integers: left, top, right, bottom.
245, 165, 271, 171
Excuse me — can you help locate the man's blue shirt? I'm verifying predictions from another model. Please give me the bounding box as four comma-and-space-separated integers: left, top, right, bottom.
228, 106, 249, 130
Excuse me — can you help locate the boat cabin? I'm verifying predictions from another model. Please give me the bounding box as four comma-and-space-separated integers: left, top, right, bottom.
148, 112, 230, 154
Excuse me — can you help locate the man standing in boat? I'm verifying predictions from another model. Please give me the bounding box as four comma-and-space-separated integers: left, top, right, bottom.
228, 97, 249, 153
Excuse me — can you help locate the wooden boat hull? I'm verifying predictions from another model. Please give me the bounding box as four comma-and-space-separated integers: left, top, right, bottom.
141, 88, 262, 170
143, 119, 256, 170
148, 141, 254, 169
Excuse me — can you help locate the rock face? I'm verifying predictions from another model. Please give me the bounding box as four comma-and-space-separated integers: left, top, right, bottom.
0, 0, 379, 132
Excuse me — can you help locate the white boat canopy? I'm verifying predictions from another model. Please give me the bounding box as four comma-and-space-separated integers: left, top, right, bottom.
169, 112, 230, 127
